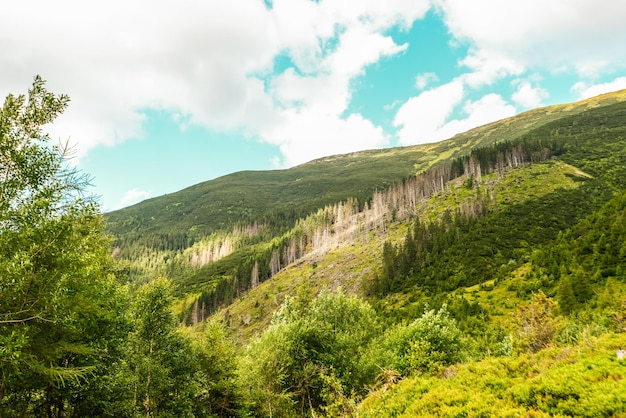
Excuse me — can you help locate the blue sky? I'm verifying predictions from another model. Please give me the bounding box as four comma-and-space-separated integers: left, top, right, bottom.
2, 0, 626, 211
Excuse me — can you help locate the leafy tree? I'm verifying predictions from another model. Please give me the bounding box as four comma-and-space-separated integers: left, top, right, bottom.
188, 319, 243, 417
0, 77, 126, 416
240, 288, 379, 417
126, 278, 197, 417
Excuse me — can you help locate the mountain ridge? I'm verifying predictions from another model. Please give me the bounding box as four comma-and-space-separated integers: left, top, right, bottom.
105, 89, 626, 242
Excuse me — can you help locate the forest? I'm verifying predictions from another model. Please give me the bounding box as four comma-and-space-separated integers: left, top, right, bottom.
1, 78, 625, 417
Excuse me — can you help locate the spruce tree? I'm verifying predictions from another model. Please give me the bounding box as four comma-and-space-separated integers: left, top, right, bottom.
572, 267, 592, 304
557, 275, 577, 315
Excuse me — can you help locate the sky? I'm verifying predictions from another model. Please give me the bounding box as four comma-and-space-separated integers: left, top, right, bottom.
2, 1, 626, 212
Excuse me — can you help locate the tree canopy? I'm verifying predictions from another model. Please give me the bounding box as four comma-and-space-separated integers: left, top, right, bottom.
0, 76, 124, 416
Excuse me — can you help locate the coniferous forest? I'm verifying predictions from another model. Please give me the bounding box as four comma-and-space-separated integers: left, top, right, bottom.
2, 78, 626, 417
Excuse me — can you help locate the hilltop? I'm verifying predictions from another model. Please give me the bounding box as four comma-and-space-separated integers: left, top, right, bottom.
105, 89, 626, 241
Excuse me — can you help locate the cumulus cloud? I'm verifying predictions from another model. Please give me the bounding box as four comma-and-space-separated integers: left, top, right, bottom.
261, 13, 412, 165
390, 1, 626, 148
512, 81, 549, 109
1, 0, 278, 157
441, 93, 516, 137
394, 79, 465, 145
255, 0, 430, 166
118, 188, 152, 209
436, 0, 626, 76
394, 79, 515, 145
572, 77, 626, 100
458, 49, 524, 88
264, 111, 388, 167
0, 0, 431, 167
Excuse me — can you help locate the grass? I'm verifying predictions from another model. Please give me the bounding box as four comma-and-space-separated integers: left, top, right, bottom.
359, 332, 626, 417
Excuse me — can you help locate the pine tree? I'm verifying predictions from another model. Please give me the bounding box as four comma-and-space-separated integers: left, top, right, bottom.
382, 241, 396, 294
572, 267, 592, 304
557, 275, 577, 315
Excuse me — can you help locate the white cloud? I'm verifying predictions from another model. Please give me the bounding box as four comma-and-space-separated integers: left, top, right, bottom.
394, 78, 516, 146
439, 93, 516, 138
394, 79, 465, 145
392, 0, 626, 153
118, 188, 152, 209
415, 72, 439, 90
571, 77, 626, 100
263, 111, 388, 167
0, 0, 279, 157
458, 49, 524, 88
257, 0, 429, 166
512, 81, 549, 109
436, 0, 626, 76
0, 0, 430, 167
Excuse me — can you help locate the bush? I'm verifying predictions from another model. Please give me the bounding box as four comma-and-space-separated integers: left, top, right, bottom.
239, 288, 379, 417
515, 292, 560, 353
367, 305, 466, 376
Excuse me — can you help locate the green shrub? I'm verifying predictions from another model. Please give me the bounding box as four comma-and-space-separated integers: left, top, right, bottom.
367, 305, 465, 376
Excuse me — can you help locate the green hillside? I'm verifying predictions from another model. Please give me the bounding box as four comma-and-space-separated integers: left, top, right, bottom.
105, 91, 626, 292
104, 90, 626, 326
102, 89, 626, 417
104, 89, 626, 245
358, 190, 626, 417
210, 95, 626, 417
4, 78, 626, 417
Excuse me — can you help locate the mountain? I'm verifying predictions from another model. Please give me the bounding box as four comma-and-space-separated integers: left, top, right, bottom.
105, 89, 626, 313
105, 89, 626, 243
103, 90, 626, 416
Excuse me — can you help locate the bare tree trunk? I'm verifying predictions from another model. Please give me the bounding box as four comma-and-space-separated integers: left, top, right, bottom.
251, 261, 259, 289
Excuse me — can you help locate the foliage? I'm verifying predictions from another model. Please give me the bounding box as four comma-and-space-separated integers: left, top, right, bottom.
359, 333, 626, 417
514, 292, 560, 353
124, 278, 200, 417
0, 77, 127, 416
187, 319, 243, 417
0, 78, 252, 418
121, 279, 248, 418
556, 274, 577, 315
240, 288, 379, 417
366, 306, 465, 376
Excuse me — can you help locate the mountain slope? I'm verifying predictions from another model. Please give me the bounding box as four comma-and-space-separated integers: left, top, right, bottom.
203, 93, 626, 340
104, 90, 626, 416
106, 90, 626, 334
104, 89, 626, 244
